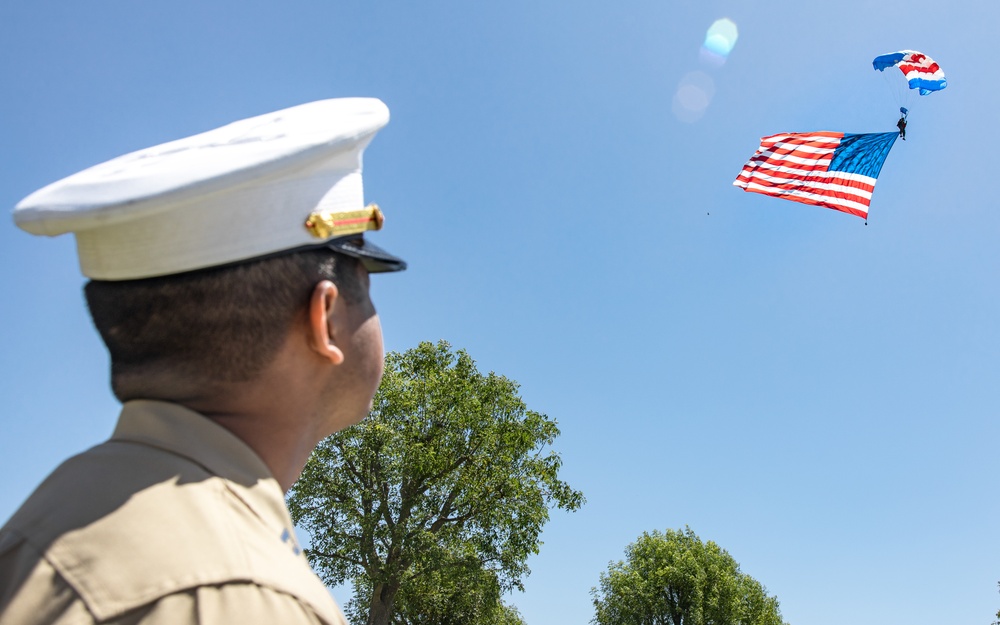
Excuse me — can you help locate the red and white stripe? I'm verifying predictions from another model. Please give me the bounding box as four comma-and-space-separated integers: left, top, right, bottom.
898, 50, 945, 83
733, 132, 877, 219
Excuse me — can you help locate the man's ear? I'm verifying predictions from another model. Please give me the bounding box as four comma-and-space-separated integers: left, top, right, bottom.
308, 280, 345, 365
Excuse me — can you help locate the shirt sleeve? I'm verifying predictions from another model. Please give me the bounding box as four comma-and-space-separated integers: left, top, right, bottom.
0, 531, 93, 625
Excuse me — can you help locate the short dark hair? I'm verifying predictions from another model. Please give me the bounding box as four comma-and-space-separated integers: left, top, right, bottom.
85, 249, 364, 401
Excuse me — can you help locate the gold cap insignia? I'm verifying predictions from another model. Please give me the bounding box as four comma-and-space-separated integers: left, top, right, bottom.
305, 204, 385, 239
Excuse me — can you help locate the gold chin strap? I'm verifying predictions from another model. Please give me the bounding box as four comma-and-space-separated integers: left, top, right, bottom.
304, 203, 385, 239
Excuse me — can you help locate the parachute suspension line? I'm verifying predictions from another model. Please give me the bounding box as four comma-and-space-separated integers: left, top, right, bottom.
880, 70, 911, 120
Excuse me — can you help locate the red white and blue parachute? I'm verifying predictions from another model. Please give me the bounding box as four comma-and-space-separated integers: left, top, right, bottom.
734, 49, 948, 221
872, 50, 947, 95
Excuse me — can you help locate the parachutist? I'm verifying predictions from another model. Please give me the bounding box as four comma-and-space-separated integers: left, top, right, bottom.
897, 114, 907, 140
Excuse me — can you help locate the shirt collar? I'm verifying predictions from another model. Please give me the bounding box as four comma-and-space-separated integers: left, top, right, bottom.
111, 399, 292, 532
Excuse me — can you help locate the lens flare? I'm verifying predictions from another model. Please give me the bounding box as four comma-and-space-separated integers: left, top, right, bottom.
701, 18, 738, 66
672, 71, 715, 123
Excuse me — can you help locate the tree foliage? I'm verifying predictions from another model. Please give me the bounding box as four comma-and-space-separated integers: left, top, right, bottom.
343, 551, 526, 625
288, 340, 583, 625
591, 527, 786, 625
991, 581, 1000, 625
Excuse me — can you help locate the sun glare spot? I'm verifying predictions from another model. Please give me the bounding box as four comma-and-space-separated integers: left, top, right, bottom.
672, 72, 715, 123
701, 18, 738, 65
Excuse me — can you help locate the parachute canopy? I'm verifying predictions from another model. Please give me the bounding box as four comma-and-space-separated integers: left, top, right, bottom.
872, 50, 947, 95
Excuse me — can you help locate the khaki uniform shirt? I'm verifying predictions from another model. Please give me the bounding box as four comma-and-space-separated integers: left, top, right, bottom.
0, 400, 348, 625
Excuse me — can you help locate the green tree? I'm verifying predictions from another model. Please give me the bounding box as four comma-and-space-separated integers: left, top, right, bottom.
991, 581, 999, 625
343, 549, 526, 625
288, 341, 583, 625
591, 527, 787, 625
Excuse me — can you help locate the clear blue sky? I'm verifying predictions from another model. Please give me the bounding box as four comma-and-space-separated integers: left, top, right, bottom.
1, 2, 996, 624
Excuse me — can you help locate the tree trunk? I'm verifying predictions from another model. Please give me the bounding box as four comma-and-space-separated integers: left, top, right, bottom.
366, 582, 401, 625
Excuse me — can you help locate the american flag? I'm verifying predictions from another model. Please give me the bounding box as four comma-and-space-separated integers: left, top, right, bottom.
733, 131, 898, 220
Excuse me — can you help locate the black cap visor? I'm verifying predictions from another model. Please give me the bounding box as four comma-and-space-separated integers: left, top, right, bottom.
325, 234, 406, 273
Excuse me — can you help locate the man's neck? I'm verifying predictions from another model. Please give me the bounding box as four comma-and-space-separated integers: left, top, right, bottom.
168, 346, 330, 493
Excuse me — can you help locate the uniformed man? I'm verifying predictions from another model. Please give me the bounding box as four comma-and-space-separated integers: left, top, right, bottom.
0, 98, 405, 624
